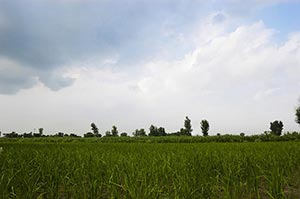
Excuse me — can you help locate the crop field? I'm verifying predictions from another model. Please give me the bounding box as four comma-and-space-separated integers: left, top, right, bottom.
1, 140, 300, 199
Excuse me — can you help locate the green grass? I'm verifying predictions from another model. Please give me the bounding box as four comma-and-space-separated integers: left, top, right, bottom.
1, 141, 300, 198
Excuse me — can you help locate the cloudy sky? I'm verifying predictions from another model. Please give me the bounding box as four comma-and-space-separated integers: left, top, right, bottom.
1, 0, 300, 135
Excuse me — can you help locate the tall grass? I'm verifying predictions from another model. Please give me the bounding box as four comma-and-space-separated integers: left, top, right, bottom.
0, 142, 300, 198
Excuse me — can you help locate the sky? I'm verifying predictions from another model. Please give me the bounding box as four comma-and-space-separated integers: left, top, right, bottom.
0, 0, 300, 136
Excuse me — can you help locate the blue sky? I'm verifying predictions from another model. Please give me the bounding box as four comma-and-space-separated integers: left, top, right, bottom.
0, 0, 300, 135
255, 2, 300, 40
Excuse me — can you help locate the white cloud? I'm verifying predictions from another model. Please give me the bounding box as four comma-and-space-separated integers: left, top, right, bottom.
1, 17, 300, 135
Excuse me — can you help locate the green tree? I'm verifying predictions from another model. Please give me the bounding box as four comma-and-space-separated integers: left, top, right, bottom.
84, 132, 95, 138
183, 116, 192, 136
105, 131, 112, 137
296, 100, 300, 126
200, 119, 209, 136
133, 129, 147, 137
149, 125, 158, 136
158, 127, 166, 136
91, 122, 100, 137
270, 120, 284, 136
120, 132, 128, 137
38, 128, 43, 136
111, 125, 118, 136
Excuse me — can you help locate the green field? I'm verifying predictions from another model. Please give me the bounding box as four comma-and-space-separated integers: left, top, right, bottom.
1, 140, 300, 198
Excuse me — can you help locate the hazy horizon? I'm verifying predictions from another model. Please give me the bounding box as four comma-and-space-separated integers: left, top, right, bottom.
1, 0, 300, 136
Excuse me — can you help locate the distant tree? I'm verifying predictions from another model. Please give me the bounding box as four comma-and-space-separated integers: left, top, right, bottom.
0, 131, 1, 137
84, 132, 95, 138
240, 132, 245, 137
296, 99, 300, 127
200, 119, 209, 136
38, 128, 43, 136
4, 131, 19, 138
270, 120, 284, 136
23, 132, 33, 138
149, 125, 158, 136
70, 133, 80, 137
105, 131, 112, 137
57, 132, 64, 137
91, 123, 100, 137
111, 125, 118, 136
183, 116, 192, 136
120, 132, 128, 137
133, 129, 147, 137
158, 127, 166, 136
217, 133, 221, 136
178, 128, 186, 136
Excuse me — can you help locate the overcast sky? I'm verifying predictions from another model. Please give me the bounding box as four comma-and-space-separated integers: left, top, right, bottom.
1, 0, 300, 135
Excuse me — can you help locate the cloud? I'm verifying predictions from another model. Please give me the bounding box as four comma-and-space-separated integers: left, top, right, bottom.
0, 0, 297, 95
1, 19, 300, 134
0, 57, 37, 94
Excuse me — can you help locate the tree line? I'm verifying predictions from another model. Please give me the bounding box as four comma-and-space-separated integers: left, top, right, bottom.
2, 98, 300, 138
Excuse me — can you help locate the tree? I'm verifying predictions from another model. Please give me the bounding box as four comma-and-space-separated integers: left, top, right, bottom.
111, 125, 118, 136
57, 132, 64, 137
158, 127, 166, 136
296, 99, 300, 126
105, 131, 112, 137
200, 119, 209, 136
38, 128, 43, 136
84, 132, 95, 138
133, 129, 147, 137
183, 116, 192, 136
149, 125, 158, 136
91, 123, 100, 137
270, 120, 284, 136
120, 132, 128, 137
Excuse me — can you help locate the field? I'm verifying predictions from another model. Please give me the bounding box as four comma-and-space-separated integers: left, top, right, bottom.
1, 139, 300, 198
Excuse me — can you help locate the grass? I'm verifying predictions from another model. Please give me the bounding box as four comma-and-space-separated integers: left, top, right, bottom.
0, 140, 300, 198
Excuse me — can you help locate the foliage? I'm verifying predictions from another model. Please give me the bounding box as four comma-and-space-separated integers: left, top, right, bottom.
4, 131, 20, 138
270, 120, 284, 136
133, 129, 147, 137
91, 122, 100, 137
200, 119, 209, 136
296, 102, 300, 126
149, 125, 167, 136
120, 132, 128, 137
111, 126, 118, 136
1, 141, 300, 198
180, 116, 192, 136
38, 128, 43, 136
84, 132, 95, 138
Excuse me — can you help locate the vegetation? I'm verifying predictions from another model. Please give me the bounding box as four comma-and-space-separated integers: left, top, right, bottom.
270, 120, 284, 136
132, 129, 147, 137
91, 122, 100, 137
1, 98, 300, 198
111, 125, 118, 136
1, 140, 300, 198
179, 116, 192, 136
296, 100, 300, 127
200, 119, 209, 136
148, 125, 167, 136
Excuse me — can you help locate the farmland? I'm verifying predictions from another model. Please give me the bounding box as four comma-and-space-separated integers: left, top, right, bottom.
1, 139, 300, 198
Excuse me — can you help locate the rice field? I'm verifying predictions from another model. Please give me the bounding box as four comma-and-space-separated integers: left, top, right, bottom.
1, 141, 300, 198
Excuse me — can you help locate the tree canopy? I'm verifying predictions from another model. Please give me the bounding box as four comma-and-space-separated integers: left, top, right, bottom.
200, 120, 209, 136
270, 120, 284, 136
91, 123, 99, 136
296, 100, 300, 127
